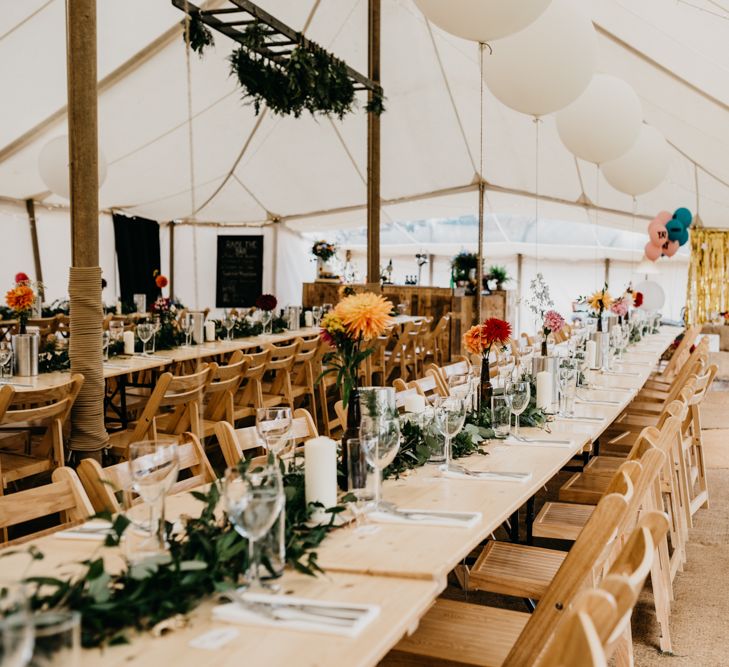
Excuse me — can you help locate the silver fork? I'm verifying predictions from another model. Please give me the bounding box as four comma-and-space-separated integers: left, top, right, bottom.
227, 593, 363, 624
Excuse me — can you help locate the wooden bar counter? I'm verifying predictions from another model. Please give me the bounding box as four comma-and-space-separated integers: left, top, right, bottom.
302, 282, 516, 357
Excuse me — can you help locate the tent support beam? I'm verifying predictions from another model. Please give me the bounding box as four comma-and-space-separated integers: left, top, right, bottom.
66, 0, 107, 459
476, 181, 484, 326
25, 199, 44, 302
366, 0, 381, 285
169, 221, 176, 300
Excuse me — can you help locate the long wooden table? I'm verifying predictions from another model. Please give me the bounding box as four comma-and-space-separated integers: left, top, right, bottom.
2, 327, 680, 666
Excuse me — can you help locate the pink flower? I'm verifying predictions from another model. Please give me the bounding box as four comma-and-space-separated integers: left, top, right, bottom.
543, 310, 565, 333
610, 300, 629, 317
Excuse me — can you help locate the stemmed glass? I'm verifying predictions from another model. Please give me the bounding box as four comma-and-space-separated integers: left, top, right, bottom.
255, 408, 293, 460
128, 440, 180, 557
558, 363, 577, 418
433, 396, 466, 472
109, 320, 124, 343
181, 313, 193, 347
224, 464, 284, 592
447, 373, 471, 401
0, 580, 34, 667
150, 315, 161, 354
0, 341, 13, 380
223, 311, 236, 341
136, 323, 154, 356
346, 438, 377, 533
260, 311, 273, 335
505, 380, 530, 438
102, 331, 110, 362
359, 415, 400, 511
311, 306, 322, 328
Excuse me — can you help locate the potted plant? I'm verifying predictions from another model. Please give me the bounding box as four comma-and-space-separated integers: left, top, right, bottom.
451, 252, 478, 289
487, 265, 510, 291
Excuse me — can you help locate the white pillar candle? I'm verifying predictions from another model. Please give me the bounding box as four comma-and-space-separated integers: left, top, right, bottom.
115, 300, 122, 316
585, 339, 597, 369
304, 311, 314, 328
304, 437, 338, 517
205, 320, 216, 342
403, 393, 426, 414
123, 331, 135, 355
536, 371, 552, 412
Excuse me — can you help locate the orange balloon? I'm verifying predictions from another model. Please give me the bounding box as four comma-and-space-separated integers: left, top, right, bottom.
645, 242, 661, 261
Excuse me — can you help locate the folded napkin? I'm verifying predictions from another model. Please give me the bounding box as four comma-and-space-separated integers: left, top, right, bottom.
439, 467, 534, 483
369, 508, 482, 527
55, 519, 113, 541
212, 592, 379, 638
501, 436, 574, 449
554, 415, 604, 423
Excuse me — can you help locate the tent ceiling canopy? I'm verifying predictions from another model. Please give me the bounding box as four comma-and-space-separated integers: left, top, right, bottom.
1, 0, 728, 231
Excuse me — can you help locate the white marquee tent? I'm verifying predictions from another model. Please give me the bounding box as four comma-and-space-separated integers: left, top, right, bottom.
2, 0, 723, 324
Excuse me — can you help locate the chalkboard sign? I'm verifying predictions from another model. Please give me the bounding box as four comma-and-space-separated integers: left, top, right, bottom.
215, 235, 264, 307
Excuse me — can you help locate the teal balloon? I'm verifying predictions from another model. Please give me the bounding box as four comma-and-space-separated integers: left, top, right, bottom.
675, 228, 689, 246
666, 218, 684, 241
674, 207, 693, 228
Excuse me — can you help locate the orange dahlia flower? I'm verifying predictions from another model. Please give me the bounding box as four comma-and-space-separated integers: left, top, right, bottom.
463, 318, 512, 355
6, 284, 34, 312
334, 292, 393, 341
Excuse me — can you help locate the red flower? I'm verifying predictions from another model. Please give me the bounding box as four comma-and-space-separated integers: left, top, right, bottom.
155, 274, 168, 288
633, 292, 644, 308
14, 272, 29, 284
256, 294, 277, 311
482, 317, 512, 346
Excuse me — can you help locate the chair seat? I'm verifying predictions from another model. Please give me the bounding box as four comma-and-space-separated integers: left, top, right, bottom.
583, 455, 624, 472
532, 502, 595, 541
469, 541, 567, 600
0, 452, 52, 485
389, 598, 529, 667
558, 470, 612, 504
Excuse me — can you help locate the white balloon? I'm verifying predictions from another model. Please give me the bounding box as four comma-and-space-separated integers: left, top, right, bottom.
556, 74, 642, 164
38, 135, 107, 199
414, 0, 551, 43
635, 280, 665, 312
482, 0, 597, 117
601, 125, 669, 197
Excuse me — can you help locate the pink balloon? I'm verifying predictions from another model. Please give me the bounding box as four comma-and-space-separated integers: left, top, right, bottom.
656, 210, 672, 225
648, 218, 668, 247
644, 242, 661, 261
662, 239, 679, 257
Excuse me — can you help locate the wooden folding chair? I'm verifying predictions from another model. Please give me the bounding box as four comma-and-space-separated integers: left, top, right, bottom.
387, 489, 631, 666
78, 432, 215, 513
260, 341, 300, 409
427, 357, 472, 395
107, 365, 213, 458
232, 349, 270, 422
290, 337, 320, 427
199, 352, 247, 438
0, 467, 93, 545
215, 408, 318, 468
0, 375, 84, 490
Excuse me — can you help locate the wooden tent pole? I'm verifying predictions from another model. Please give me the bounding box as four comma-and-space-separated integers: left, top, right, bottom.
169, 221, 176, 300
366, 0, 381, 285
66, 0, 107, 458
25, 199, 45, 302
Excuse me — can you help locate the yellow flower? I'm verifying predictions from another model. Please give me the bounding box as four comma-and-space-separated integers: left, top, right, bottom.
5, 284, 34, 312
335, 292, 393, 341
321, 312, 345, 335
588, 290, 613, 312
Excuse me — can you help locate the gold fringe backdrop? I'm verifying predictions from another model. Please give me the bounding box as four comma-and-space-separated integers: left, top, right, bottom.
687, 228, 729, 324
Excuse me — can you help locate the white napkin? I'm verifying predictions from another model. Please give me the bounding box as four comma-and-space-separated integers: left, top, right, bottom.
501, 437, 574, 449
212, 593, 379, 638
439, 468, 534, 483
55, 519, 113, 541
369, 508, 482, 527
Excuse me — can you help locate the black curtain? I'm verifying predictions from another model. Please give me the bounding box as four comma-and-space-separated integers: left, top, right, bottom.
113, 213, 161, 307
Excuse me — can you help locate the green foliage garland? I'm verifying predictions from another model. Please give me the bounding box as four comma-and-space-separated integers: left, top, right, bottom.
16, 460, 343, 648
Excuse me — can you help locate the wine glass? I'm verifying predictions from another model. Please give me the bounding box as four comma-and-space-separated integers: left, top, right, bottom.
181, 313, 193, 347
558, 363, 577, 418
359, 415, 400, 511
505, 380, 530, 438
260, 310, 273, 335
0, 342, 13, 380
447, 373, 471, 401
224, 464, 284, 592
223, 311, 236, 341
136, 323, 154, 355
101, 331, 110, 362
150, 315, 161, 353
433, 396, 466, 472
128, 440, 180, 557
311, 306, 322, 327
109, 320, 124, 342
255, 408, 292, 459
0, 580, 33, 667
